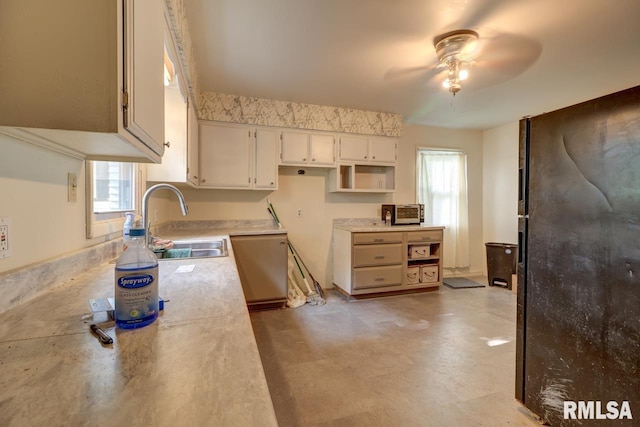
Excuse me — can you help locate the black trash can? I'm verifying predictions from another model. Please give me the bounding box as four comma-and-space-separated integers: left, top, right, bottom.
485, 242, 518, 289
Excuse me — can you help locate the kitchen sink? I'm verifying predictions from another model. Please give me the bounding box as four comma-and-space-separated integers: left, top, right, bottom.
158, 239, 228, 259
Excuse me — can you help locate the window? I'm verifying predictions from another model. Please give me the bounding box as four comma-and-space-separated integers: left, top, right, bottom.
416, 148, 470, 269
92, 162, 135, 214
86, 161, 144, 239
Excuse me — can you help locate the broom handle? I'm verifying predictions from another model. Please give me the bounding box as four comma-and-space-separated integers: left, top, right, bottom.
267, 202, 315, 294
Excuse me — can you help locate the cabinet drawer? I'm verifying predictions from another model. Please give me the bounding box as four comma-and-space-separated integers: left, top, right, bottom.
353, 232, 403, 245
407, 230, 441, 243
353, 244, 402, 267
353, 265, 402, 289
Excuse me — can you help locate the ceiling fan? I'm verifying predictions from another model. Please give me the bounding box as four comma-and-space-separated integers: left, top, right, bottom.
385, 28, 541, 97
433, 29, 480, 96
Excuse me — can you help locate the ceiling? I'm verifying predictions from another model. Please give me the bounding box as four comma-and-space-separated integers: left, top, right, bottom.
183, 0, 640, 130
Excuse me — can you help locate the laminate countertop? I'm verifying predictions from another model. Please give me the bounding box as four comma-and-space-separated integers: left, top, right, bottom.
334, 224, 445, 233
0, 233, 278, 427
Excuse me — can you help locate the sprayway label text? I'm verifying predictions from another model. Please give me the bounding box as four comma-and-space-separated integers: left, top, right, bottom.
117, 274, 154, 289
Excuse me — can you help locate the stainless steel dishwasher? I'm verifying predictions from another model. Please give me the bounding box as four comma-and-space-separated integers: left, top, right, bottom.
230, 234, 288, 310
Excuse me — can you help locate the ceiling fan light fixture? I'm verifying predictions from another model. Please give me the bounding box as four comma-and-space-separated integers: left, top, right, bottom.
434, 29, 479, 95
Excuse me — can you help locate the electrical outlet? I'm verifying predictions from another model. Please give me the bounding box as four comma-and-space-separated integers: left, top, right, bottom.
297, 209, 302, 217
68, 172, 78, 202
0, 217, 11, 259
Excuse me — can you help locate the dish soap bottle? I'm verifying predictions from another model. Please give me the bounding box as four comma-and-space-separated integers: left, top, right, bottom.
114, 227, 159, 329
122, 212, 135, 251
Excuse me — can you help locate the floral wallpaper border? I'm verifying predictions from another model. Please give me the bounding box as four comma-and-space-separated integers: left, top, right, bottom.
199, 92, 403, 137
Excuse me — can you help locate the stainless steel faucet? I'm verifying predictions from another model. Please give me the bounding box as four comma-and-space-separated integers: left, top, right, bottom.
141, 183, 189, 246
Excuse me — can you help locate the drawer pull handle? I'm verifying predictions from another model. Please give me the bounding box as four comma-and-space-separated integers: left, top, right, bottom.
374, 277, 385, 281
374, 255, 385, 259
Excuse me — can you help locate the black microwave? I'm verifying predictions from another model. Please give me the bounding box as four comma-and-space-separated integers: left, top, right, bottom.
381, 204, 424, 225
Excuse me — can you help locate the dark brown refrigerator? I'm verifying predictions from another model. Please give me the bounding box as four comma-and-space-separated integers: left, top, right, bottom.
516, 86, 640, 425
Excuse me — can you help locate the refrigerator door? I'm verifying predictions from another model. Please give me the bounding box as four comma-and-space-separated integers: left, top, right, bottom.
521, 86, 640, 425
515, 215, 528, 403
518, 118, 530, 217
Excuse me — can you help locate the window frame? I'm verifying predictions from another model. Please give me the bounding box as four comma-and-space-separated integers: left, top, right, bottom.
85, 160, 145, 239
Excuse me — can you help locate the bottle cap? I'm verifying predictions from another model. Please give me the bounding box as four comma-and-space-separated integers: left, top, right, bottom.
129, 228, 146, 237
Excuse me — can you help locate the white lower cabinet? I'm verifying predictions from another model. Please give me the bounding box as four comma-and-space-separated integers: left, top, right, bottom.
231, 234, 288, 309
333, 227, 444, 296
198, 122, 278, 190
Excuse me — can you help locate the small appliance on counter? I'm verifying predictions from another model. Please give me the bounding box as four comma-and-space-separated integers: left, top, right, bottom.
381, 204, 424, 225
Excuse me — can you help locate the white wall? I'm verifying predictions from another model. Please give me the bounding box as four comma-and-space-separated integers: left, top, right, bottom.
482, 122, 519, 274
0, 135, 94, 274
398, 125, 485, 276
1, 120, 494, 289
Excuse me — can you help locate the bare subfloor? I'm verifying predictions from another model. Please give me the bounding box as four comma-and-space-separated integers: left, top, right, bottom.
250, 277, 541, 427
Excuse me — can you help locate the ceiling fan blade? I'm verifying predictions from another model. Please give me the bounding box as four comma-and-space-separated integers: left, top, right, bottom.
384, 64, 440, 81
473, 33, 542, 81
435, 0, 513, 36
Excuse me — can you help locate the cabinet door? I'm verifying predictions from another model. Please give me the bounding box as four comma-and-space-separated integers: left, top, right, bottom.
147, 84, 186, 182
280, 130, 309, 164
309, 133, 335, 165
254, 128, 278, 189
339, 135, 369, 161
199, 122, 251, 188
186, 100, 199, 186
123, 0, 165, 155
231, 234, 288, 303
369, 137, 397, 163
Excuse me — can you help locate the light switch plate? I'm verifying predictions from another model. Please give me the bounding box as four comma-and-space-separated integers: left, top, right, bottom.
0, 217, 11, 259
68, 172, 78, 202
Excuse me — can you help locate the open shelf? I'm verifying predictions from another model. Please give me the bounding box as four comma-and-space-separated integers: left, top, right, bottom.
329, 164, 395, 192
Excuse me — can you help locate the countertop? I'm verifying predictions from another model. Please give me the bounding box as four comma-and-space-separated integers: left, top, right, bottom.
159, 225, 287, 241
0, 233, 279, 427
334, 224, 445, 233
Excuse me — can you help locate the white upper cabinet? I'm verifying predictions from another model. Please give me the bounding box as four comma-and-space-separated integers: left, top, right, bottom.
147, 12, 197, 185
254, 128, 279, 189
186, 101, 199, 186
199, 122, 278, 190
146, 84, 188, 183
280, 131, 309, 164
0, 0, 164, 163
123, 0, 164, 154
339, 135, 369, 162
339, 135, 397, 164
199, 123, 252, 188
310, 133, 337, 165
369, 137, 398, 163
280, 130, 335, 166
